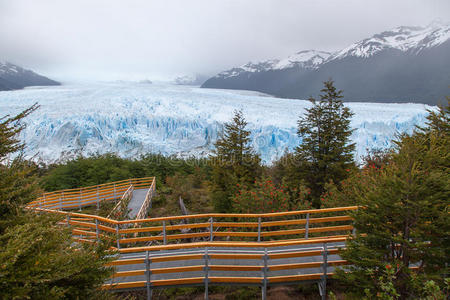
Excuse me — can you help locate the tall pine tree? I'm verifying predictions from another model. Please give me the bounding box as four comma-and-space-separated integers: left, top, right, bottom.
295, 80, 355, 207
337, 101, 449, 299
210, 110, 261, 212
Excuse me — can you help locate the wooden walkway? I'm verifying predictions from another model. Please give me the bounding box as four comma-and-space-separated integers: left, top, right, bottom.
28, 177, 356, 300
128, 188, 150, 218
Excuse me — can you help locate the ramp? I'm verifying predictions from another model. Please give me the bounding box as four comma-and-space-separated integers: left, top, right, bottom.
127, 188, 149, 219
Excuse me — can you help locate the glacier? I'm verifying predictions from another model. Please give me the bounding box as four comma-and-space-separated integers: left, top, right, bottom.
0, 82, 433, 164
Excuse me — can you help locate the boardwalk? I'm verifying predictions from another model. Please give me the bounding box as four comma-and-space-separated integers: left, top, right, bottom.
28, 177, 356, 300
110, 242, 345, 285
127, 188, 149, 218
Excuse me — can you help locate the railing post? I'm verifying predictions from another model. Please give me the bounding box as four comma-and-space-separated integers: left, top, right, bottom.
95, 219, 100, 241
66, 214, 71, 227
59, 192, 63, 210
204, 247, 209, 300
79, 190, 82, 211
163, 221, 167, 245
305, 213, 310, 239
319, 243, 328, 300
113, 183, 116, 199
116, 223, 120, 249
258, 217, 262, 242
146, 250, 152, 300
262, 248, 268, 300
96, 186, 100, 210
209, 217, 214, 242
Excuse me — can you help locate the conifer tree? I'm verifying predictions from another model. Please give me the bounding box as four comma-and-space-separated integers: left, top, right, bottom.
295, 80, 355, 207
0, 104, 40, 231
0, 105, 114, 299
336, 102, 450, 298
211, 110, 261, 212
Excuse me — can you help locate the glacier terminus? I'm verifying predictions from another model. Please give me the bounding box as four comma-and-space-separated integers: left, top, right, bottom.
0, 82, 434, 164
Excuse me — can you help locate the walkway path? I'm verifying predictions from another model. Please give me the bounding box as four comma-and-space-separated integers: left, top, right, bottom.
127, 188, 149, 219
107, 241, 345, 292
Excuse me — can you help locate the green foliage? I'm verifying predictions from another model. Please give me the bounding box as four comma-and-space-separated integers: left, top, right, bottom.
335, 102, 450, 298
420, 279, 449, 300
0, 103, 38, 161
0, 158, 41, 231
232, 178, 311, 213
210, 110, 261, 212
295, 80, 356, 207
0, 105, 41, 232
41, 153, 141, 191
0, 106, 115, 299
363, 265, 400, 300
41, 153, 210, 192
0, 214, 114, 299
163, 171, 212, 212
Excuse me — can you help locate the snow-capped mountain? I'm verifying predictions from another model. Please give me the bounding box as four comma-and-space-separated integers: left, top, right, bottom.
274, 50, 331, 70
202, 21, 450, 105
0, 61, 60, 91
330, 21, 450, 60
0, 82, 432, 164
216, 50, 331, 79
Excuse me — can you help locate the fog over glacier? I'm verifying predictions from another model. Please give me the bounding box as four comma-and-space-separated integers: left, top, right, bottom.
0, 82, 433, 164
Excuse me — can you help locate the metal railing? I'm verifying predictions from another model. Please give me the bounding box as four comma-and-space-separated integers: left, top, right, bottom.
104, 242, 347, 300
135, 178, 156, 220
33, 205, 357, 251
28, 177, 155, 211
107, 185, 134, 219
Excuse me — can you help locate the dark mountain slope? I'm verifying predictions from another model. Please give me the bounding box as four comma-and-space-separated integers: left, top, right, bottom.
0, 62, 60, 91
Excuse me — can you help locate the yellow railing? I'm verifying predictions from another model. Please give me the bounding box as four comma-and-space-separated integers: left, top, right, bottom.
33, 205, 357, 250
107, 184, 134, 219
103, 242, 348, 293
28, 177, 155, 210
135, 179, 156, 220
28, 178, 360, 298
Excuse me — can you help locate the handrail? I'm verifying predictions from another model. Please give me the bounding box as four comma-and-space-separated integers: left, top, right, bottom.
28, 177, 155, 213
36, 177, 154, 195
107, 184, 134, 219
122, 206, 358, 224
30, 205, 358, 227
30, 205, 356, 251
102, 243, 345, 299
135, 177, 156, 220
116, 236, 348, 253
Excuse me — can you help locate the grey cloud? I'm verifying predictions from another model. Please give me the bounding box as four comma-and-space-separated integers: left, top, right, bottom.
1, 0, 449, 81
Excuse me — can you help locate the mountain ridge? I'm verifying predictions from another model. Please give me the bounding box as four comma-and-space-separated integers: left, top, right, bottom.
0, 61, 60, 91
202, 22, 450, 105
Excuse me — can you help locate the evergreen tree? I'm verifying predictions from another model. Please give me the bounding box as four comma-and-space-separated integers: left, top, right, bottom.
0, 105, 114, 299
336, 102, 450, 298
210, 110, 261, 212
295, 80, 355, 207
0, 104, 40, 231
0, 215, 113, 299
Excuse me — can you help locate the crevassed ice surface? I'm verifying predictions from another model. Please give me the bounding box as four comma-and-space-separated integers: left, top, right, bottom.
0, 82, 433, 164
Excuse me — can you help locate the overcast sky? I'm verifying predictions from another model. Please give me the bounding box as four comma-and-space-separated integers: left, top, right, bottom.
1, 0, 449, 81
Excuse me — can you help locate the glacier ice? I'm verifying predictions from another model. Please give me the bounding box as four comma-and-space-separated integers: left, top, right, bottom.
0, 82, 434, 164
